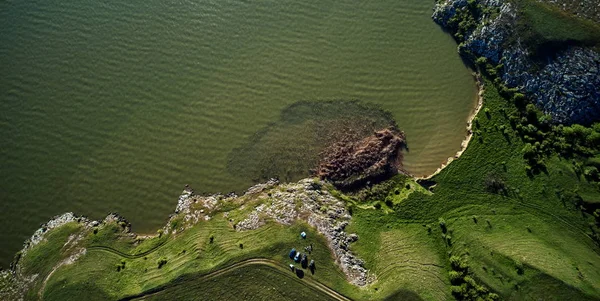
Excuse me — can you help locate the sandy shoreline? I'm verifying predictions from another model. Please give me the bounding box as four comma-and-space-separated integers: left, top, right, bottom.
416, 72, 484, 181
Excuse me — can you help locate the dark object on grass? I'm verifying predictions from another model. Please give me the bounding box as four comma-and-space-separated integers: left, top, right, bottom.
289, 248, 297, 259
301, 254, 308, 269
157, 258, 168, 269
485, 173, 507, 194
294, 252, 301, 263
308, 260, 315, 274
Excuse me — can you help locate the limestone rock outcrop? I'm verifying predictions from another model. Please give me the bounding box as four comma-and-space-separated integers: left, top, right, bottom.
433, 0, 600, 125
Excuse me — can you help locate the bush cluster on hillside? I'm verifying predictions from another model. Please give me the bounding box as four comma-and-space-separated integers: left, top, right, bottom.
448, 255, 500, 301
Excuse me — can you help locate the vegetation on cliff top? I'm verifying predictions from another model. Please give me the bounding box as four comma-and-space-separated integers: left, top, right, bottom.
512, 0, 600, 58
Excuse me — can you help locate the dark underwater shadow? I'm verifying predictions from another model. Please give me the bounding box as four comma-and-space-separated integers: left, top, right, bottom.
226, 99, 400, 185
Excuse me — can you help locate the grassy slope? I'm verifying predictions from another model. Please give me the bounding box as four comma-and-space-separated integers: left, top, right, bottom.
39, 217, 356, 301
347, 81, 600, 300
18, 222, 84, 300
512, 0, 600, 56
141, 264, 337, 301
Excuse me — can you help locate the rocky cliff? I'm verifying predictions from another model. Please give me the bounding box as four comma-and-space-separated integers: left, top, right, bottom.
433, 0, 600, 125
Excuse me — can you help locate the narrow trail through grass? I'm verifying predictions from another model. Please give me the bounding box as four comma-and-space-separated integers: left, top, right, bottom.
87, 240, 167, 259
120, 258, 351, 301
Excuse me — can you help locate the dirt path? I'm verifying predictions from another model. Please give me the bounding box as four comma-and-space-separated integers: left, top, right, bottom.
87, 240, 166, 259
118, 258, 352, 301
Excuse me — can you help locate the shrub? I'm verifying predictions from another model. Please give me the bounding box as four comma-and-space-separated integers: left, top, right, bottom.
449, 270, 462, 284
448, 255, 498, 300
451, 285, 466, 296
475, 57, 488, 67
450, 256, 468, 271
584, 166, 599, 180
439, 218, 447, 233
512, 92, 526, 108
157, 257, 168, 269
485, 173, 507, 194
116, 259, 126, 272
515, 260, 525, 275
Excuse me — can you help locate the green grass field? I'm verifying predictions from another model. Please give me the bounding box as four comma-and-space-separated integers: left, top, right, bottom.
138, 264, 338, 301
512, 0, 600, 58
37, 218, 356, 300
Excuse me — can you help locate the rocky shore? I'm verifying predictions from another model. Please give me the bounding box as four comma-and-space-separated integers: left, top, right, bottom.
236, 179, 372, 286
0, 212, 131, 301
1, 176, 371, 301
433, 0, 600, 125
168, 178, 372, 286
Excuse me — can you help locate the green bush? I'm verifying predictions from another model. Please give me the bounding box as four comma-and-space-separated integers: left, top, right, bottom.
439, 218, 447, 233
514, 259, 525, 275
157, 257, 168, 269
448, 255, 499, 300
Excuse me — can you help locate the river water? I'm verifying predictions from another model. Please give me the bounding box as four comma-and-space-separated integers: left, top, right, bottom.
0, 0, 476, 265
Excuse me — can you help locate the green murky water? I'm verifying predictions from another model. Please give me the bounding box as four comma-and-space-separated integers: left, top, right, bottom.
0, 0, 476, 265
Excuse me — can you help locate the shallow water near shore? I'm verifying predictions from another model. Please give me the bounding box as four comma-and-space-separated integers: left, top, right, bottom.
0, 0, 476, 265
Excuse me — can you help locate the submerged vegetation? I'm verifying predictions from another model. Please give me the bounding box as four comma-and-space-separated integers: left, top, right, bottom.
227, 100, 397, 184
